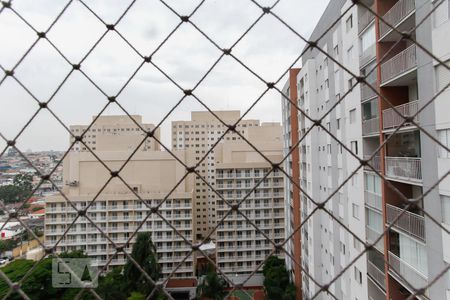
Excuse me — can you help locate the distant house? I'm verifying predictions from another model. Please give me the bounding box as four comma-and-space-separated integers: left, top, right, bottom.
29, 208, 45, 219
0, 222, 25, 240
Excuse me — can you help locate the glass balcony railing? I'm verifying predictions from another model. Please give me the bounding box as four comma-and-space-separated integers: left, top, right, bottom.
363, 155, 381, 172
365, 191, 382, 211
360, 44, 376, 67
362, 117, 380, 136
359, 8, 375, 34
366, 226, 384, 253
389, 252, 428, 291
385, 156, 422, 182
367, 260, 386, 290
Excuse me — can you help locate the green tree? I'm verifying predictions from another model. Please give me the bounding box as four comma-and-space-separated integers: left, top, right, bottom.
0, 174, 33, 204
196, 271, 227, 300
123, 232, 161, 296
128, 291, 145, 300
96, 266, 129, 300
0, 251, 90, 300
0, 239, 17, 254
262, 256, 296, 300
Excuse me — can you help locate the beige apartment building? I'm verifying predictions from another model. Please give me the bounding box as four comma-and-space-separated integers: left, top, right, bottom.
69, 115, 160, 152
214, 123, 285, 278
45, 115, 196, 279
172, 111, 262, 239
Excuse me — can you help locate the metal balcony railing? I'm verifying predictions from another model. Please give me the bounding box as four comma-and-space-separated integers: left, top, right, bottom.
385, 156, 422, 182
360, 44, 376, 67
365, 191, 382, 211
382, 100, 419, 130
380, 0, 416, 38
364, 155, 381, 172
367, 260, 386, 290
362, 117, 380, 136
359, 8, 375, 34
381, 44, 417, 84
386, 204, 425, 241
389, 252, 428, 290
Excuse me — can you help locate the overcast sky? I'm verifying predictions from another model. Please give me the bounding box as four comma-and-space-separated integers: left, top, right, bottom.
0, 0, 329, 152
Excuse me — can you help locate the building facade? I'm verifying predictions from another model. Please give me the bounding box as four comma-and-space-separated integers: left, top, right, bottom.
171, 111, 262, 239
214, 123, 285, 280
45, 115, 196, 279
281, 68, 303, 299
282, 0, 450, 299
69, 115, 160, 153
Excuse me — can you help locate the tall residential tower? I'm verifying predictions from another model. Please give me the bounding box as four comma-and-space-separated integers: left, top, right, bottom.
282, 1, 450, 299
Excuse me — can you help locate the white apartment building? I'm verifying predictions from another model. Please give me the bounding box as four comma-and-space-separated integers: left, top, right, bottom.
171, 111, 262, 239
283, 0, 450, 299
45, 115, 196, 279
214, 123, 285, 280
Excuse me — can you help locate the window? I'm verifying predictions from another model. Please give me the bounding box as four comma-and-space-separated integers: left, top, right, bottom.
353, 236, 361, 251
433, 0, 450, 27
438, 129, 450, 158
399, 234, 428, 274
348, 78, 354, 91
346, 15, 353, 32
441, 195, 450, 224
334, 45, 339, 57
337, 118, 341, 130
349, 109, 356, 124
360, 24, 375, 53
354, 266, 362, 284
352, 203, 359, 219
347, 46, 353, 61
351, 141, 358, 155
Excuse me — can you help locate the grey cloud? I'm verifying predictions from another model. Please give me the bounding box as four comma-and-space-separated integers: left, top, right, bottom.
0, 0, 329, 151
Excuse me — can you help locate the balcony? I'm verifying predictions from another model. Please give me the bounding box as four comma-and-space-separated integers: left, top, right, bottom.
362, 117, 380, 136
388, 252, 428, 291
382, 100, 419, 130
379, 0, 416, 40
366, 226, 384, 253
386, 204, 425, 241
367, 260, 386, 290
359, 8, 375, 34
385, 156, 422, 183
381, 45, 416, 85
361, 83, 378, 102
364, 155, 381, 172
360, 44, 376, 67
365, 191, 382, 211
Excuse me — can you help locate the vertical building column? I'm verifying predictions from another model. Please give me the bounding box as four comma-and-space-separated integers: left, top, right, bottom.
415, 0, 446, 298
288, 68, 303, 300
374, 1, 391, 299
